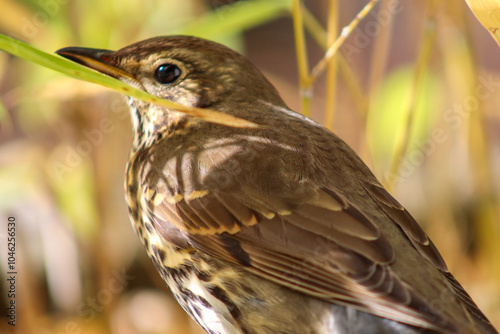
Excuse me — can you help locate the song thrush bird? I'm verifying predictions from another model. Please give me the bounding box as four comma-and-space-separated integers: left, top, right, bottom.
56, 36, 497, 334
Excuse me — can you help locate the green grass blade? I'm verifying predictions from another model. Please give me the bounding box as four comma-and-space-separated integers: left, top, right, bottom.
177, 0, 291, 39
0, 34, 257, 128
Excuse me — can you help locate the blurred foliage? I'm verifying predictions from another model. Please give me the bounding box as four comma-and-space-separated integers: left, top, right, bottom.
0, 0, 499, 334
367, 65, 442, 174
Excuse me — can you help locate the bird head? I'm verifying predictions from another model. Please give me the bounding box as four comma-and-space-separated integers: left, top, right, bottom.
56, 36, 289, 147
56, 36, 286, 110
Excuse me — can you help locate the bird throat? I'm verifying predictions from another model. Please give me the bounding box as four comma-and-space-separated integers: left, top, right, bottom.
127, 97, 193, 151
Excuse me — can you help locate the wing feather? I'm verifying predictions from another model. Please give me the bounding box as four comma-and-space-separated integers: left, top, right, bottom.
365, 182, 448, 271
148, 185, 455, 332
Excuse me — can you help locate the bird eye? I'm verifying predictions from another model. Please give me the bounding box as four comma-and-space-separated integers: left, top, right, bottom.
154, 64, 181, 84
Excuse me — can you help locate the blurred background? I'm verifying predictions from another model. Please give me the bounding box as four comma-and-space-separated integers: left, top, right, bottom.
0, 0, 499, 333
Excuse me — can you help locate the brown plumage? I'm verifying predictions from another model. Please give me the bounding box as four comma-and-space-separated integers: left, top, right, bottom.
57, 36, 497, 334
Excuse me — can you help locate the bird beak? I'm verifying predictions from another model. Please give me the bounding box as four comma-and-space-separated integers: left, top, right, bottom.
56, 47, 136, 82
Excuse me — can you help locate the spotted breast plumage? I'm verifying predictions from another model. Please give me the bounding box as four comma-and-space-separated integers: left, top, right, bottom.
56, 36, 497, 334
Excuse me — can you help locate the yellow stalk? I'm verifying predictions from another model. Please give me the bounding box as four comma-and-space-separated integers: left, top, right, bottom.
301, 5, 368, 121
386, 9, 437, 191
307, 0, 380, 86
324, 0, 339, 130
292, 0, 311, 116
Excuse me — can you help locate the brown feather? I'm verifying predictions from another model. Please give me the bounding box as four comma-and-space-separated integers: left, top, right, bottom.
365, 182, 448, 271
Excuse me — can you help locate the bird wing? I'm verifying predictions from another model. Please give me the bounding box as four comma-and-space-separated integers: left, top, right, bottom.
147, 182, 455, 332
